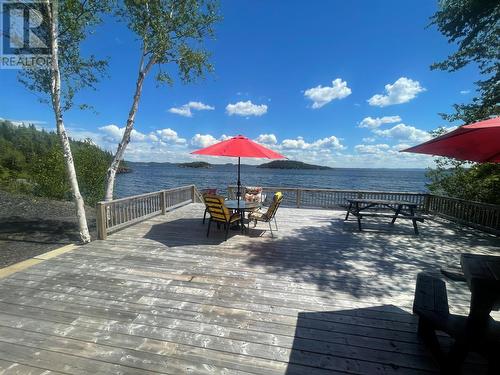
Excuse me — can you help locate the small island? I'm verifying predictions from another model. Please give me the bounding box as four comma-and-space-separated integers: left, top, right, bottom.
177, 161, 212, 169
257, 160, 332, 170
117, 165, 132, 174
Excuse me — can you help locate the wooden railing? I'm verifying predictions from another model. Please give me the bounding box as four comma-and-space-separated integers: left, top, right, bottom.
427, 195, 500, 235
227, 185, 429, 210
96, 184, 500, 240
96, 185, 199, 240
228, 185, 500, 235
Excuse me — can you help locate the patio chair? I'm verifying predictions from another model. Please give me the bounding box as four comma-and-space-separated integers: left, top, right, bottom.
244, 186, 264, 203
248, 192, 283, 237
200, 188, 217, 224
244, 186, 266, 215
204, 194, 241, 240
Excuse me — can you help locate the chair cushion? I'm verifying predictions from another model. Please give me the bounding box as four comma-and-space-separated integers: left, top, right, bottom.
245, 192, 262, 202
248, 211, 267, 221
245, 187, 263, 203
229, 213, 241, 223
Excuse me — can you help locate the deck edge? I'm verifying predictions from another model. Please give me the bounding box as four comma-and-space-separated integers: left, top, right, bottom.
0, 243, 79, 279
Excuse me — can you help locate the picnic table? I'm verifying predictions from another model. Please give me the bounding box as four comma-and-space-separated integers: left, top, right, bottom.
344, 198, 423, 234
413, 254, 500, 372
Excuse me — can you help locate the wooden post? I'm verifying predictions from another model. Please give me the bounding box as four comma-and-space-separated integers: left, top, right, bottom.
96, 202, 107, 240
191, 185, 196, 203
296, 189, 301, 208
424, 194, 431, 213
160, 191, 166, 215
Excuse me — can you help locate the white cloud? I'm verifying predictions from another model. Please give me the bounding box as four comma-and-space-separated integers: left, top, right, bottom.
219, 134, 233, 141
255, 133, 277, 145
99, 124, 185, 145
312, 136, 346, 150
304, 78, 352, 109
188, 101, 214, 111
0, 117, 47, 128
156, 128, 186, 144
99, 124, 124, 142
226, 101, 268, 117
362, 137, 376, 143
368, 77, 425, 107
393, 143, 412, 151
460, 90, 470, 95
355, 144, 390, 154
191, 134, 218, 148
358, 115, 401, 129
280, 135, 345, 150
281, 137, 309, 150
373, 123, 431, 143
168, 101, 214, 117
70, 125, 436, 167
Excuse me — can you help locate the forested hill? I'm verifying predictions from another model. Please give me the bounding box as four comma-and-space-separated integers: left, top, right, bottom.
0, 119, 119, 205
258, 160, 332, 170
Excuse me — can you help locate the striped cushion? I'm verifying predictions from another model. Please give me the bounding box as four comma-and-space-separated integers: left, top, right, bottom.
203, 194, 241, 223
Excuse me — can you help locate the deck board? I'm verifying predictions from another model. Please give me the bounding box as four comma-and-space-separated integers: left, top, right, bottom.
0, 203, 499, 374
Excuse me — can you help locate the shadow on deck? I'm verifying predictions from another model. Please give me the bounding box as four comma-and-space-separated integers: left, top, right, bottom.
0, 203, 498, 374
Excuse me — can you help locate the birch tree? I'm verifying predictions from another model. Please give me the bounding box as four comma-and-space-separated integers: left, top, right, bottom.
104, 0, 220, 201
16, 0, 111, 242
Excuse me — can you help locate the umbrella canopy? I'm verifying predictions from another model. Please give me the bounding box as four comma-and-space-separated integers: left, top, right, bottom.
191, 135, 286, 203
401, 117, 500, 163
191, 135, 286, 159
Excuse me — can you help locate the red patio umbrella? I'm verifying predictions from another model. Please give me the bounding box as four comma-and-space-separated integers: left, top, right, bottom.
401, 117, 500, 163
191, 135, 286, 204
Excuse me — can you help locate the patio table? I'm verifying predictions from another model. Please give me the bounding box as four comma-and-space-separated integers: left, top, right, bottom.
225, 200, 261, 231
461, 253, 500, 318
344, 198, 423, 234
442, 254, 500, 368
413, 253, 500, 371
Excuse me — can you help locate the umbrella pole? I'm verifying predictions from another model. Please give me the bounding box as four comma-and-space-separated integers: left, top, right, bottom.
237, 157, 241, 209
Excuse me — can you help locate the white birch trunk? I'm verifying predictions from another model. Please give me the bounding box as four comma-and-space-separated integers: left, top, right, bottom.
47, 0, 91, 243
104, 55, 154, 201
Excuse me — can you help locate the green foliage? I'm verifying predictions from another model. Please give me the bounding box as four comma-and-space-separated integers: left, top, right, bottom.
73, 140, 111, 205
426, 128, 500, 204
117, 0, 220, 85
427, 2, 500, 204
427, 162, 500, 205
430, 0, 499, 123
17, 0, 112, 111
0, 120, 114, 206
30, 144, 68, 199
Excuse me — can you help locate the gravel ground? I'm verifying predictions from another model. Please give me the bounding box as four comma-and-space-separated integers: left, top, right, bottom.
0, 190, 96, 268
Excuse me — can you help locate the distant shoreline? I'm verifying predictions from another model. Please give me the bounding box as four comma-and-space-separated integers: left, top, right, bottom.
125, 161, 426, 171
258, 160, 331, 170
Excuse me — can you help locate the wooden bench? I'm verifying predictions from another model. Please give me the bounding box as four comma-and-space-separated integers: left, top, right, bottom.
413, 272, 500, 373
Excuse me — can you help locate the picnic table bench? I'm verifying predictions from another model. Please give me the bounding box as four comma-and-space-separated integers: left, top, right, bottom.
344, 198, 424, 234
413, 254, 500, 373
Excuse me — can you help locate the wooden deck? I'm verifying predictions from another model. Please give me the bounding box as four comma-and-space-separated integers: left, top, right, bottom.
0, 203, 499, 374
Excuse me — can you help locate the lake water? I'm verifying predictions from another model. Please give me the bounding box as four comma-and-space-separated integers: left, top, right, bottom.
115, 163, 429, 198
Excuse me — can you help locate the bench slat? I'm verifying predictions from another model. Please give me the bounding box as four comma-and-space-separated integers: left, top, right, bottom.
413, 273, 449, 315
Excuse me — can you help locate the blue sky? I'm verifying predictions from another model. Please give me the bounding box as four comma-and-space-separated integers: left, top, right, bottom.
0, 0, 479, 167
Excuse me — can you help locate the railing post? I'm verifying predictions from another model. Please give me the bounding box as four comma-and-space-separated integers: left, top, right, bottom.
160, 190, 166, 214
191, 185, 196, 203
296, 189, 301, 208
96, 202, 107, 240
424, 194, 431, 212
